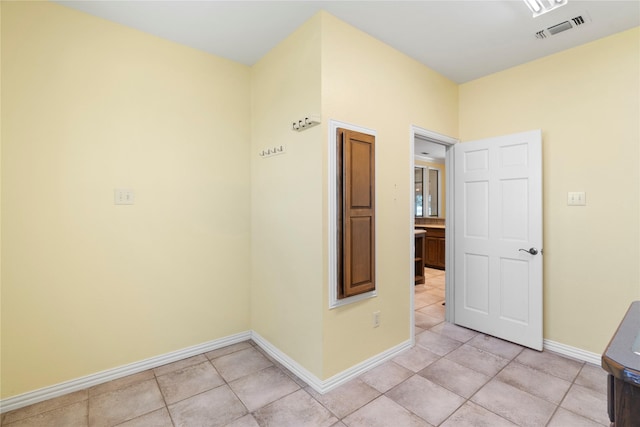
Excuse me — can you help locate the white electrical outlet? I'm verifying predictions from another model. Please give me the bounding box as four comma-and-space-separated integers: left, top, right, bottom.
567, 191, 586, 206
114, 189, 135, 205
373, 311, 380, 328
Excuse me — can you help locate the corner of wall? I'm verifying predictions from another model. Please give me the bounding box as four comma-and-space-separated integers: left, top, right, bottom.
249, 12, 324, 378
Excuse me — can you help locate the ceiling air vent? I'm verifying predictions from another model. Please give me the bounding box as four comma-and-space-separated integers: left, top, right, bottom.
535, 30, 547, 39
535, 13, 591, 39
547, 20, 573, 35
572, 16, 585, 26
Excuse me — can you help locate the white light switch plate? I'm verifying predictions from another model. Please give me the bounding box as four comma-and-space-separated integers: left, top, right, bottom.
567, 191, 586, 206
114, 189, 135, 205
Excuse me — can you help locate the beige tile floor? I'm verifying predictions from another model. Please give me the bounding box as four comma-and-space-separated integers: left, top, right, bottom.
1, 268, 610, 427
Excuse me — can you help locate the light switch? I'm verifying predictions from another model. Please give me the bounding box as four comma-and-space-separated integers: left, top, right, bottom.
114, 189, 135, 205
567, 191, 586, 206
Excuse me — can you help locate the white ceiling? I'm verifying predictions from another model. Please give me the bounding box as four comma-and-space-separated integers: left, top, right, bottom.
56, 0, 639, 84
415, 137, 448, 163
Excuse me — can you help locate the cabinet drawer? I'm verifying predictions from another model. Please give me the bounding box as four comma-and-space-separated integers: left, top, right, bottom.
426, 227, 445, 238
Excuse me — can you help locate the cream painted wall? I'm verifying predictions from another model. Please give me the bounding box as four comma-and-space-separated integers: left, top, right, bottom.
459, 28, 640, 354
4, 0, 635, 403
1, 2, 251, 398
414, 159, 446, 219
320, 12, 458, 378
250, 15, 324, 377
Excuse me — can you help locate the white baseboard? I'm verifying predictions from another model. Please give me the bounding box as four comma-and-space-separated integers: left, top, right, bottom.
543, 339, 601, 366
318, 339, 413, 393
1, 330, 412, 414
252, 331, 412, 394
0, 331, 251, 414
250, 331, 325, 391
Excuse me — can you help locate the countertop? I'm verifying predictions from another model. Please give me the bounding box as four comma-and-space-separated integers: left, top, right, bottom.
414, 229, 426, 235
602, 301, 640, 386
415, 224, 445, 229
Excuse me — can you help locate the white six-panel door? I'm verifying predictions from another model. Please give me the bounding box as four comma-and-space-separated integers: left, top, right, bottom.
454, 130, 543, 350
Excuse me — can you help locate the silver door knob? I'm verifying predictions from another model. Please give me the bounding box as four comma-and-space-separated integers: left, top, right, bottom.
519, 248, 539, 255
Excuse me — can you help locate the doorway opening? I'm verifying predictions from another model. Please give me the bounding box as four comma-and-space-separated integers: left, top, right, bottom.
410, 126, 457, 341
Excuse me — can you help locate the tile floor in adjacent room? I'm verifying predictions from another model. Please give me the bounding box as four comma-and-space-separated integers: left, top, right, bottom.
1, 268, 610, 427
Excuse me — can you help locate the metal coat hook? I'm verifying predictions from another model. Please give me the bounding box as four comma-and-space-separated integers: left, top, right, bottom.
292, 115, 320, 132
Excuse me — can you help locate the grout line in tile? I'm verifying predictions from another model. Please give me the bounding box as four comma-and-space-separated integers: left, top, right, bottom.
543, 361, 591, 427
2, 395, 90, 427
548, 360, 588, 422
152, 374, 176, 427
437, 395, 514, 427
544, 405, 562, 426
224, 373, 251, 424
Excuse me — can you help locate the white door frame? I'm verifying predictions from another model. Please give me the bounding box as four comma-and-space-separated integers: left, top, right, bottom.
410, 125, 458, 340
